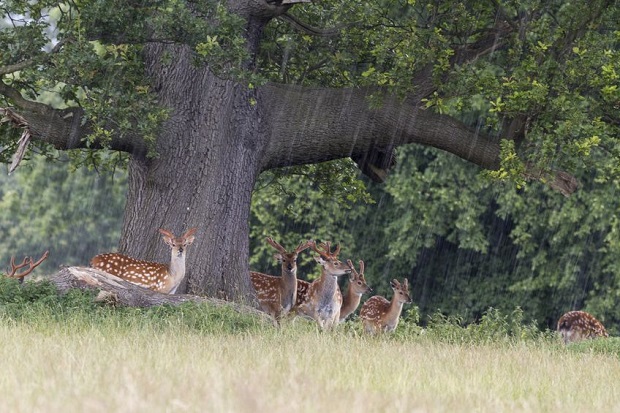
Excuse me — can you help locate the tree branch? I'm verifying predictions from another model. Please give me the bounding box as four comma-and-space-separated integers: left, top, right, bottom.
0, 40, 66, 76
0, 103, 149, 157
260, 83, 577, 195
278, 12, 345, 37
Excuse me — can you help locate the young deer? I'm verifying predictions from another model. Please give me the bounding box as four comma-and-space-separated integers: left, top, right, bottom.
296, 241, 351, 329
339, 259, 372, 323
557, 310, 609, 344
90, 228, 196, 294
360, 278, 411, 334
250, 238, 311, 321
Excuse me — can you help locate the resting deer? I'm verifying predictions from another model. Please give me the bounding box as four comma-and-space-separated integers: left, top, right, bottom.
296, 241, 351, 329
4, 251, 49, 282
250, 238, 311, 321
360, 278, 411, 334
90, 228, 196, 294
557, 310, 609, 344
338, 259, 372, 322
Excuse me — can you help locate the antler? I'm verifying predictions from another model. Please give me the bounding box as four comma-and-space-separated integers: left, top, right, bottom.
266, 237, 287, 254
295, 240, 312, 254
312, 241, 341, 259
6, 250, 49, 279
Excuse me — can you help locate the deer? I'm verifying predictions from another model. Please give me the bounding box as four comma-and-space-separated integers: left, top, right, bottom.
338, 259, 372, 322
249, 237, 311, 322
295, 241, 351, 329
359, 278, 411, 334
557, 310, 609, 344
90, 228, 196, 294
4, 250, 49, 282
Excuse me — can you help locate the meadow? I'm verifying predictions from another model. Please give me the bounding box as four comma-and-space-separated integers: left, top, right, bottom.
1, 278, 619, 413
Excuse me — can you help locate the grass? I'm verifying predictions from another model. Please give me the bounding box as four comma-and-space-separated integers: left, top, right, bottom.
1, 278, 620, 412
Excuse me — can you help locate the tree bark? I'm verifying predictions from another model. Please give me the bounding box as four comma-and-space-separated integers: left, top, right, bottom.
116, 43, 264, 303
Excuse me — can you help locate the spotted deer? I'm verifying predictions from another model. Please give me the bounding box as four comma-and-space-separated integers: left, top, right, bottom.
338, 259, 372, 322
90, 228, 196, 294
296, 241, 351, 329
250, 238, 311, 321
557, 310, 609, 344
360, 278, 411, 334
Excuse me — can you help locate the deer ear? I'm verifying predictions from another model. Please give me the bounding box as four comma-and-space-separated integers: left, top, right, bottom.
314, 255, 325, 265
390, 279, 399, 289
183, 228, 197, 244
273, 253, 284, 262
159, 229, 175, 245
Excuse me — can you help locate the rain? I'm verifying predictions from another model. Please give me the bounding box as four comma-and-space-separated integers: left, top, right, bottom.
1, 1, 620, 411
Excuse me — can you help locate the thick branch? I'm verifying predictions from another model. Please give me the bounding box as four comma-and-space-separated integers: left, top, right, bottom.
262, 84, 501, 170
0, 104, 148, 156
260, 83, 577, 195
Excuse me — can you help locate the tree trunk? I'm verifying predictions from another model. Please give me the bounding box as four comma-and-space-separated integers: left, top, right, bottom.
118, 43, 263, 303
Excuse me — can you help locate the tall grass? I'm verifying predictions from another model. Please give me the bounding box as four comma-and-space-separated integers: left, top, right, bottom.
1, 278, 619, 412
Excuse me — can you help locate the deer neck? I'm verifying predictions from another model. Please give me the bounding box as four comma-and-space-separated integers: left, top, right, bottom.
280, 266, 298, 313
340, 284, 363, 320
168, 247, 187, 286
384, 297, 405, 324
315, 271, 339, 309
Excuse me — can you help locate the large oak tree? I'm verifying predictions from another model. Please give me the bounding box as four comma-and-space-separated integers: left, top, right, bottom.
1, 1, 617, 303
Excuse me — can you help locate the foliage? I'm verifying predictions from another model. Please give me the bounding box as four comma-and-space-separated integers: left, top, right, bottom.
0, 153, 126, 274
417, 307, 554, 345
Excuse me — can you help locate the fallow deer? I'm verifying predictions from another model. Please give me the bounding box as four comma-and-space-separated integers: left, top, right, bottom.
339, 259, 372, 322
250, 237, 311, 321
360, 278, 411, 334
296, 241, 351, 329
90, 228, 196, 294
557, 310, 609, 344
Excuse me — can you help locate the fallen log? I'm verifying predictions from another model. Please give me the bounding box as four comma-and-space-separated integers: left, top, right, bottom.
43, 266, 269, 320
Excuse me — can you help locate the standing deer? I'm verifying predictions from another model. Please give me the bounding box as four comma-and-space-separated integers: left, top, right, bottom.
557, 310, 609, 344
4, 251, 49, 282
296, 241, 351, 329
250, 238, 311, 322
90, 228, 196, 294
338, 259, 372, 323
360, 278, 411, 334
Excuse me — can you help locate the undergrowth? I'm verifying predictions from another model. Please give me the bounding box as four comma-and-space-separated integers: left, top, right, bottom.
2, 276, 619, 357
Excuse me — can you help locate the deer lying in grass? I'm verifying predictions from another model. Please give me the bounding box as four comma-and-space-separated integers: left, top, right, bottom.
90, 228, 196, 294
360, 278, 411, 334
250, 238, 311, 322
296, 241, 351, 329
557, 310, 609, 344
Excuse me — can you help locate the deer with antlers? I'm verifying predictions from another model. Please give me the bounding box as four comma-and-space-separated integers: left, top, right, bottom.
4, 251, 49, 282
296, 241, 351, 329
250, 237, 311, 322
359, 278, 411, 334
338, 259, 372, 322
90, 228, 196, 294
557, 310, 609, 344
